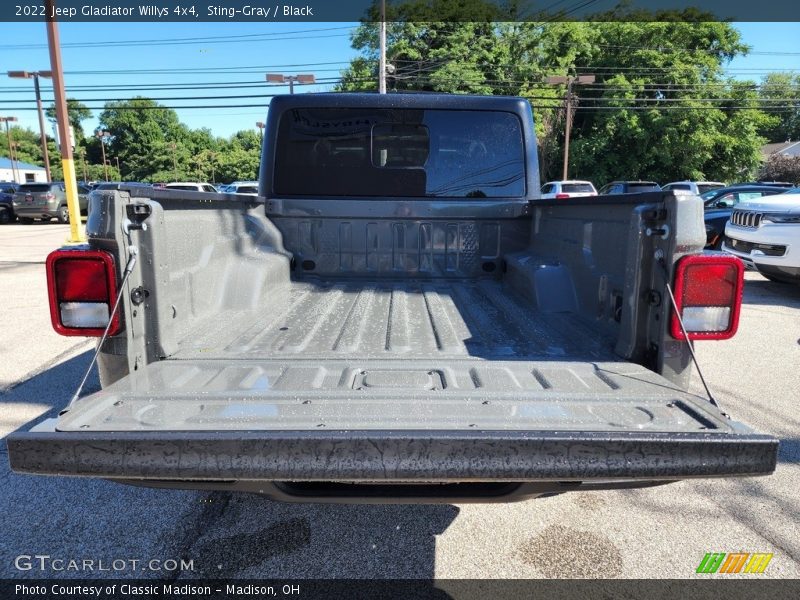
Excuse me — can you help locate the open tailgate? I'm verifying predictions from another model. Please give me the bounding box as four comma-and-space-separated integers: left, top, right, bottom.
7, 359, 777, 482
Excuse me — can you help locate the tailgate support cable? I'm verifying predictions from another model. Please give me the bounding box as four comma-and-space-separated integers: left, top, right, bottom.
63, 248, 138, 410
664, 281, 724, 413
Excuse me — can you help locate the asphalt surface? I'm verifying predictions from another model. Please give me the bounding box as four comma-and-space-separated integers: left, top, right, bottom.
1, 222, 798, 580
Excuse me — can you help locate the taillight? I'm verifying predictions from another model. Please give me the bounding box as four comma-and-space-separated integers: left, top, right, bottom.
670, 254, 744, 341
46, 249, 121, 336
555, 193, 571, 199
45, 192, 55, 200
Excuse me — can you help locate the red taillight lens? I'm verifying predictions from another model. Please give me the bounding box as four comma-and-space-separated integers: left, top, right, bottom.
555, 193, 571, 199
670, 254, 744, 341
45, 192, 55, 200
46, 249, 121, 337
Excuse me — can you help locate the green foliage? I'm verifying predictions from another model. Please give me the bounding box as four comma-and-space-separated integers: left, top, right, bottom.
45, 98, 92, 142
338, 3, 769, 185
757, 73, 800, 143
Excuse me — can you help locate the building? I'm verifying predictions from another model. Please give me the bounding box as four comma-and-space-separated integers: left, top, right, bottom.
0, 156, 47, 184
761, 141, 800, 160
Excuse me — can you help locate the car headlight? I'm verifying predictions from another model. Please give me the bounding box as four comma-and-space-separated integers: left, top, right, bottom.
763, 212, 800, 224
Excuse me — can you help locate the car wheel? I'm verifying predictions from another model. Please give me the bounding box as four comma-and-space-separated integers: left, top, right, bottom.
57, 206, 69, 224
0, 208, 10, 225
19, 217, 34, 224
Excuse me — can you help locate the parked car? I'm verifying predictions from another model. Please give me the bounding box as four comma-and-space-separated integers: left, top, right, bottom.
540, 180, 597, 199
598, 181, 661, 195
662, 181, 725, 195
0, 182, 19, 224
224, 182, 259, 196
12, 182, 92, 224
164, 182, 218, 193
723, 193, 800, 283
702, 185, 788, 249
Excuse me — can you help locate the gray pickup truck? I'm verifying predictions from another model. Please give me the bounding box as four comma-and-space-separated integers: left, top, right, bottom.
8, 94, 777, 503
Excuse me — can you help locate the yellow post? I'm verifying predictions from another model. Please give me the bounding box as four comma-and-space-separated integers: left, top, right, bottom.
62, 158, 82, 241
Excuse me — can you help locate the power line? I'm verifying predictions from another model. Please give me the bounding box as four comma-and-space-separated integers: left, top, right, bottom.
0, 26, 355, 50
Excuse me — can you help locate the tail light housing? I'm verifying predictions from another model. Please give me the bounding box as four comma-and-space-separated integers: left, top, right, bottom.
669, 254, 744, 341
555, 193, 571, 199
45, 192, 55, 200
46, 249, 121, 336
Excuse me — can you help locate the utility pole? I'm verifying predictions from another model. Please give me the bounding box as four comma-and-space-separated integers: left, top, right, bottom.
7, 70, 53, 181
44, 2, 83, 241
266, 73, 315, 94
256, 121, 265, 143
114, 156, 120, 177
379, 0, 387, 94
546, 74, 595, 180
169, 142, 178, 180
95, 129, 110, 181
1, 116, 20, 183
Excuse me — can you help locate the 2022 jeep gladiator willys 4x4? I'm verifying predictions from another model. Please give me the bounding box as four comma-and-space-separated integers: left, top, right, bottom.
7, 94, 777, 503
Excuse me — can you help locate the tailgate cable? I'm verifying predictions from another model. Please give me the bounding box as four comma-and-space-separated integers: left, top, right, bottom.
664, 281, 724, 414
63, 247, 138, 410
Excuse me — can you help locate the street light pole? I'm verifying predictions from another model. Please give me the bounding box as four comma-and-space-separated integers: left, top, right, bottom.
114, 156, 120, 178
7, 70, 53, 181
1, 116, 20, 183
546, 74, 595, 180
266, 73, 315, 95
95, 130, 110, 181
256, 121, 265, 143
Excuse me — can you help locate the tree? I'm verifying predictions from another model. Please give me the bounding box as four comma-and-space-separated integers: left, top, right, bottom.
337, 4, 767, 184
759, 154, 800, 184
45, 98, 92, 144
97, 97, 191, 181
757, 73, 800, 143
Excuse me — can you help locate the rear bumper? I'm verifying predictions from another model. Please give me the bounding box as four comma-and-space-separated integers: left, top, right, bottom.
7, 427, 778, 483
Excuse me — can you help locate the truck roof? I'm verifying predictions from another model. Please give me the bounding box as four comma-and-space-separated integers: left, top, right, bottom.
268, 92, 531, 114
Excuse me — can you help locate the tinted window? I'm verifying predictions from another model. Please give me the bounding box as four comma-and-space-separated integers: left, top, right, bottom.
627, 183, 660, 193
562, 183, 594, 193
274, 108, 525, 198
166, 185, 199, 191
236, 186, 258, 194
19, 184, 50, 192
202, 185, 217, 192
697, 183, 724, 194
541, 184, 554, 193
608, 184, 624, 194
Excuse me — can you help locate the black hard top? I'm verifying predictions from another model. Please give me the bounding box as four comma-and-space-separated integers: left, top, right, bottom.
268, 92, 531, 114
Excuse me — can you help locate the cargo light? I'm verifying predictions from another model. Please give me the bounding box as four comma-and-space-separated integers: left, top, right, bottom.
670, 254, 744, 341
46, 249, 121, 336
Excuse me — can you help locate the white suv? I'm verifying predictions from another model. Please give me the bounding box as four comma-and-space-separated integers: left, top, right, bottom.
540, 180, 597, 199
662, 181, 725, 195
723, 193, 800, 283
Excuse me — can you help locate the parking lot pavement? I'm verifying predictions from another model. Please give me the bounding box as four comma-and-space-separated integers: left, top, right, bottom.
1, 223, 798, 579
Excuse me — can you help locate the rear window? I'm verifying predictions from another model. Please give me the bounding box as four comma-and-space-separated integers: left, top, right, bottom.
666, 183, 691, 190
166, 185, 199, 191
627, 183, 660, 193
18, 184, 50, 192
236, 186, 258, 194
697, 183, 724, 194
561, 183, 594, 193
274, 108, 525, 198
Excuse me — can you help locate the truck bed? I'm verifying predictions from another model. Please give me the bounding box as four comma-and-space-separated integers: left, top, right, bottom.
175, 279, 616, 361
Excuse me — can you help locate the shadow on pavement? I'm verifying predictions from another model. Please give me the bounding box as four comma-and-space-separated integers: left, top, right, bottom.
2, 350, 460, 581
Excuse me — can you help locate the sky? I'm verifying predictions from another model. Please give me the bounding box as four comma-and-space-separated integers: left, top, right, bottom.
0, 20, 799, 140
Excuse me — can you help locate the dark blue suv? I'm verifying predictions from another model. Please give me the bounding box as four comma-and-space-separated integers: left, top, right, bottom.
0, 182, 19, 224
